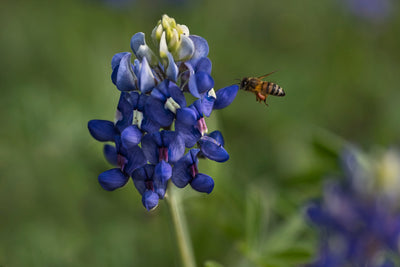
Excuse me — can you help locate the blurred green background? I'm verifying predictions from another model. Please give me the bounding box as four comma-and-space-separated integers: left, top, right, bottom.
1, 0, 399, 266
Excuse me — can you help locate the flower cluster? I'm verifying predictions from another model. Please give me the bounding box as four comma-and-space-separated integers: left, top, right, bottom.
305, 148, 400, 267
88, 15, 238, 210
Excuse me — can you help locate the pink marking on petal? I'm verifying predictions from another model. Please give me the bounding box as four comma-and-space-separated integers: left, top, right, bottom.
196, 117, 208, 136
158, 147, 169, 162
117, 154, 127, 170
145, 180, 154, 191
190, 164, 198, 178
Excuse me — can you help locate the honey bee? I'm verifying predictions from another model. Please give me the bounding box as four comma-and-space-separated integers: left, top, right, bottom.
239, 71, 285, 105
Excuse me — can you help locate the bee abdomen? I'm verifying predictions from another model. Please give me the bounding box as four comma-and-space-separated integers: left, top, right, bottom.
266, 83, 285, 97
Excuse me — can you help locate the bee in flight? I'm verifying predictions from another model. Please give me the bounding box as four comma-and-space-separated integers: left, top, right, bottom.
239, 71, 285, 105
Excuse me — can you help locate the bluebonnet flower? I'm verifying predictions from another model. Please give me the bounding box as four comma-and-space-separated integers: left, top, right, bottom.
305, 148, 400, 267
88, 14, 238, 210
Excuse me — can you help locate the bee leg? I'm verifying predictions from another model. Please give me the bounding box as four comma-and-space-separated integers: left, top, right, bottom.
256, 92, 266, 103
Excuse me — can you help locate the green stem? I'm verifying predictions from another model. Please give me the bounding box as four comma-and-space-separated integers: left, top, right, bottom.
166, 185, 197, 267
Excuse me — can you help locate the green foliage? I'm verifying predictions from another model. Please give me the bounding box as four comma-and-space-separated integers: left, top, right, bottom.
204, 260, 225, 267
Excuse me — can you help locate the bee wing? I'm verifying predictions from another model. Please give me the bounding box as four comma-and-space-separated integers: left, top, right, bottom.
257, 70, 277, 80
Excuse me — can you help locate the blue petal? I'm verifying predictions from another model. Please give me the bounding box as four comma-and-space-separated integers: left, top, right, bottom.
208, 130, 225, 146
196, 71, 214, 95
175, 119, 201, 148
173, 35, 195, 62
153, 162, 170, 199
135, 44, 158, 66
130, 32, 158, 65
88, 120, 116, 142
176, 107, 197, 125
132, 164, 155, 181
141, 133, 159, 164
123, 146, 147, 176
111, 52, 130, 70
188, 35, 209, 66
103, 144, 118, 166
202, 89, 216, 117
111, 66, 118, 86
116, 53, 137, 91
167, 81, 187, 108
98, 168, 129, 191
117, 92, 134, 115
132, 164, 155, 195
136, 93, 148, 110
130, 32, 145, 56
145, 97, 174, 127
139, 57, 155, 93
132, 165, 147, 181
171, 151, 195, 188
166, 52, 179, 82
198, 136, 229, 162
154, 178, 168, 199
192, 99, 203, 115
190, 173, 214, 194
188, 70, 201, 98
133, 179, 146, 195
195, 57, 212, 74
143, 164, 155, 179
133, 59, 140, 76
151, 131, 163, 147
154, 80, 169, 98
213, 85, 239, 109
121, 125, 142, 150
114, 135, 127, 157
130, 91, 140, 109
172, 149, 199, 187
115, 92, 134, 133
140, 117, 161, 134
154, 161, 172, 182
150, 87, 167, 102
189, 148, 201, 163
162, 131, 185, 163
142, 190, 159, 211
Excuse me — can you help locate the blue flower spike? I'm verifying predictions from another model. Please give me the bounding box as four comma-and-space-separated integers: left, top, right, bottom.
88, 14, 238, 210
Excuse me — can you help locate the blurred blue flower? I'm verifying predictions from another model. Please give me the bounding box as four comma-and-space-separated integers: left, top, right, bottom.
88, 15, 238, 210
305, 148, 400, 266
341, 0, 392, 21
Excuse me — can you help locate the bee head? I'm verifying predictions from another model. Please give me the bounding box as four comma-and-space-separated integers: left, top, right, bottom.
240, 77, 249, 90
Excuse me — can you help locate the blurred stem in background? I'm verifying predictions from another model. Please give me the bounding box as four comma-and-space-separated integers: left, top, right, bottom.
167, 184, 197, 267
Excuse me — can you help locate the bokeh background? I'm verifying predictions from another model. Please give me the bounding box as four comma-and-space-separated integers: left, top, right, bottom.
1, 0, 399, 266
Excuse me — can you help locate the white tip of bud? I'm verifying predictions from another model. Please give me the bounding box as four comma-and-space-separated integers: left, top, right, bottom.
208, 88, 216, 99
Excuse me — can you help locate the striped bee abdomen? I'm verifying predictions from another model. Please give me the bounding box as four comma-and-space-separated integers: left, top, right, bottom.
263, 82, 285, 97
